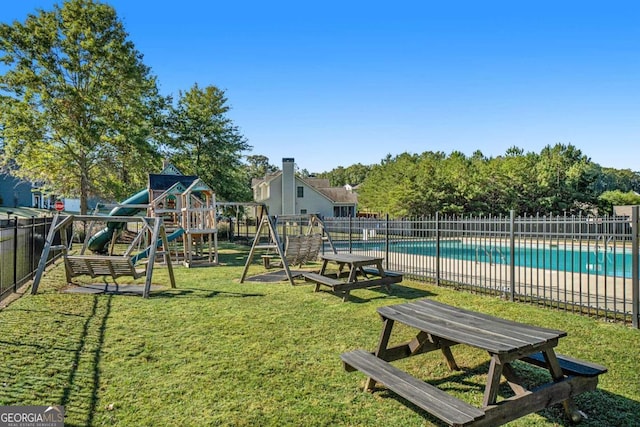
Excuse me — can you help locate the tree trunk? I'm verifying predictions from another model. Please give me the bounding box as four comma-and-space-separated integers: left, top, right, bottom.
80, 170, 89, 215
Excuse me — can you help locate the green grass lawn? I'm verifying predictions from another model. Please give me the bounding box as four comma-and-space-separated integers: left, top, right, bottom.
1, 243, 638, 426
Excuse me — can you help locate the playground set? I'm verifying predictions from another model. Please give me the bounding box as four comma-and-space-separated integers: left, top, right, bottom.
30, 163, 339, 297
31, 163, 219, 297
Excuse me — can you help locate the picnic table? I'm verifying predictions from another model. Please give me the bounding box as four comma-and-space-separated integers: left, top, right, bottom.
341, 299, 607, 426
303, 253, 402, 302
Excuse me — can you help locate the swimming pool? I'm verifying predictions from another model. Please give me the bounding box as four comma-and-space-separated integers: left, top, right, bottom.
336, 239, 635, 278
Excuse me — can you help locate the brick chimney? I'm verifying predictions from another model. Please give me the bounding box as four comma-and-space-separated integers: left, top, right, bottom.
281, 158, 295, 215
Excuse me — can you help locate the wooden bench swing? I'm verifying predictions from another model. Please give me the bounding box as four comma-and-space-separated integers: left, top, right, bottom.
261, 233, 324, 269
240, 212, 336, 286
31, 214, 176, 298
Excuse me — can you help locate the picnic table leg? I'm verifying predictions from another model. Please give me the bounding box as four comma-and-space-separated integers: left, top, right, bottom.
483, 354, 505, 407
543, 350, 585, 422
341, 290, 351, 302
440, 344, 459, 371
408, 332, 459, 370
501, 363, 528, 396
372, 260, 392, 293
319, 259, 329, 275
347, 263, 358, 282
315, 260, 329, 292
365, 317, 395, 391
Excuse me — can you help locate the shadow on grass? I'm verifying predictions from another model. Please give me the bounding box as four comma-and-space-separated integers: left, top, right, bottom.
386, 283, 434, 300
153, 287, 265, 299
60, 295, 111, 427
4, 307, 85, 317
369, 359, 636, 426
319, 283, 435, 303
216, 249, 251, 267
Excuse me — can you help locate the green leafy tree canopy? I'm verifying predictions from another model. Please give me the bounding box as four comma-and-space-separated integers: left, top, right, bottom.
0, 0, 165, 213
165, 83, 252, 202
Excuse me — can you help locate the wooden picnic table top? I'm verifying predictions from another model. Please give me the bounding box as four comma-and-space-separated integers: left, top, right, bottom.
320, 253, 383, 264
305, 253, 399, 302
378, 299, 567, 355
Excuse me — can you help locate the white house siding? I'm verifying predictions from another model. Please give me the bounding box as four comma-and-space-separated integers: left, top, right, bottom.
264, 175, 284, 215
62, 198, 81, 212
295, 178, 334, 217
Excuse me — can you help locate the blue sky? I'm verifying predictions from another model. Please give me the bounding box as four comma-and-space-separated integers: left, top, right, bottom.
2, 1, 639, 173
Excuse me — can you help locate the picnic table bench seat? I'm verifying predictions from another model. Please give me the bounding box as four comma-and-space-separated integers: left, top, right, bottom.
303, 272, 399, 302
303, 272, 343, 289
341, 349, 485, 426
360, 267, 403, 278
261, 254, 275, 268
64, 255, 146, 283
521, 352, 608, 377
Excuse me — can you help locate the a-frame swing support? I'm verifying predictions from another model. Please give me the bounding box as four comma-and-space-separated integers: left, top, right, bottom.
239, 213, 336, 286
31, 214, 176, 298
240, 214, 295, 285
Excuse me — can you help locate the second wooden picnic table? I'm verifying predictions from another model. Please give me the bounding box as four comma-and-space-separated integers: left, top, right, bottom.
341, 299, 607, 426
303, 253, 402, 302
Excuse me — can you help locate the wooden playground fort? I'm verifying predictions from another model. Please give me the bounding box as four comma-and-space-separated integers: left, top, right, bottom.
146, 163, 218, 267
31, 163, 220, 297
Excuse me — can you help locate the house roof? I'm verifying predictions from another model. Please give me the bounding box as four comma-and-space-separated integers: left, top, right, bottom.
314, 186, 358, 204
303, 177, 330, 188
252, 171, 281, 187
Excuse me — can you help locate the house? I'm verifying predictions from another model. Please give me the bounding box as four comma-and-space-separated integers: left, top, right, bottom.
613, 205, 640, 219
0, 173, 38, 208
0, 171, 92, 212
252, 158, 357, 217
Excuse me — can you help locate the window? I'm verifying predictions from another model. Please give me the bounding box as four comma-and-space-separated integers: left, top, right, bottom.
297, 186, 304, 198
300, 209, 307, 214
334, 206, 355, 217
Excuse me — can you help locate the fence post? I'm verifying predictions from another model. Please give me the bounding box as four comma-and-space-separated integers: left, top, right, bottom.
435, 211, 440, 286
632, 206, 639, 329
385, 213, 390, 270
30, 217, 36, 278
509, 210, 516, 302
13, 216, 18, 292
348, 215, 352, 254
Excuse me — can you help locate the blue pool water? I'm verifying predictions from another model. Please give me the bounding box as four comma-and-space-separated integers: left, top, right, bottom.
339, 240, 635, 278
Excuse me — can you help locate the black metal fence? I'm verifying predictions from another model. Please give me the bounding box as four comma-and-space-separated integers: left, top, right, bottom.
3, 211, 639, 328
0, 217, 58, 302
322, 210, 640, 328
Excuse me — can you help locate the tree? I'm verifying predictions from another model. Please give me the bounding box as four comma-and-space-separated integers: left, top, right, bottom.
479, 147, 540, 215
0, 0, 165, 213
535, 144, 594, 214
597, 190, 640, 215
357, 152, 446, 217
166, 83, 252, 202
317, 163, 372, 187
598, 167, 640, 193
245, 155, 277, 181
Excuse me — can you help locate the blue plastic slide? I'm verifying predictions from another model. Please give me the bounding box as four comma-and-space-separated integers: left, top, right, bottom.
130, 227, 185, 264
87, 189, 149, 253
